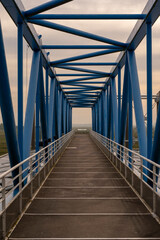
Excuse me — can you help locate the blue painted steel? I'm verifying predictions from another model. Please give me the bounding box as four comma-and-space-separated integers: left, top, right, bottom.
53, 83, 58, 139
107, 86, 111, 139
151, 101, 160, 165
57, 74, 101, 76
60, 75, 107, 84
98, 98, 102, 134
58, 90, 62, 138
62, 81, 106, 85
127, 51, 147, 158
0, 22, 21, 176
30, 14, 146, 20
28, 19, 128, 47
56, 62, 118, 66
66, 102, 69, 133
36, 80, 40, 153
111, 78, 118, 142
96, 103, 99, 132
103, 88, 108, 137
42, 45, 120, 50
48, 78, 56, 139
63, 97, 67, 134
55, 65, 109, 75
39, 59, 48, 147
118, 67, 121, 139
24, 0, 72, 17
62, 84, 102, 90
18, 22, 23, 161
23, 51, 40, 162
70, 106, 72, 131
50, 49, 121, 65
46, 67, 49, 136
128, 74, 133, 168
147, 22, 152, 159
101, 93, 104, 135
118, 56, 129, 146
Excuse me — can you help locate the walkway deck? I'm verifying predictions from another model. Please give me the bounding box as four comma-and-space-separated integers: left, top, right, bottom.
9, 134, 160, 239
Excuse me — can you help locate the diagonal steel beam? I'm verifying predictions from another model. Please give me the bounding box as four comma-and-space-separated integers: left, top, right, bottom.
55, 62, 118, 66
55, 65, 110, 75
59, 75, 107, 84
24, 0, 73, 17
28, 19, 128, 47
51, 49, 122, 65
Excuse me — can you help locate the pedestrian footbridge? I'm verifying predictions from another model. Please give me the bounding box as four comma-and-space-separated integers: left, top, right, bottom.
1, 131, 160, 239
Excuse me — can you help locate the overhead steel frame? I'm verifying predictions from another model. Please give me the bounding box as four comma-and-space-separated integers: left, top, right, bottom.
0, 0, 73, 171
0, 0, 160, 186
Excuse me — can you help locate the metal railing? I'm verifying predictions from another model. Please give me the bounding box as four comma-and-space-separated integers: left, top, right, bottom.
0, 130, 75, 238
90, 130, 160, 219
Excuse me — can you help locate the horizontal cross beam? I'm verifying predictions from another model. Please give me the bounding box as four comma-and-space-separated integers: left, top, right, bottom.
29, 14, 147, 20
41, 45, 120, 50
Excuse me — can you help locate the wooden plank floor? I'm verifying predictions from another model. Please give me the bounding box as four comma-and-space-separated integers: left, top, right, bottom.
9, 134, 160, 240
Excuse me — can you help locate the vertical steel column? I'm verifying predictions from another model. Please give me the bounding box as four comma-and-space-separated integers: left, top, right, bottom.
93, 106, 96, 131
23, 51, 40, 161
48, 78, 55, 140
66, 102, 69, 133
98, 97, 102, 134
0, 22, 21, 171
54, 83, 58, 139
95, 102, 99, 132
36, 80, 40, 152
151, 100, 160, 165
111, 77, 118, 142
128, 76, 133, 168
107, 85, 111, 139
39, 60, 48, 147
61, 94, 64, 134
102, 89, 107, 137
58, 89, 62, 138
46, 66, 49, 135
63, 97, 67, 134
70, 106, 72, 131
18, 22, 23, 161
118, 67, 121, 139
101, 93, 104, 135
147, 21, 152, 159
92, 107, 94, 130
128, 77, 132, 151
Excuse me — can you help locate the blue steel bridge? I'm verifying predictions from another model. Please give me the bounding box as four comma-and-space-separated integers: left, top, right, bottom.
1, 0, 160, 239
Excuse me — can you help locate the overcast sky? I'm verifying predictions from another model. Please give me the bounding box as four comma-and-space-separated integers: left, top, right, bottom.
0, 0, 159, 126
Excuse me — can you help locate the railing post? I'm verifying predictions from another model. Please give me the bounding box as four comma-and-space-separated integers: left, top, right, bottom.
38, 153, 41, 187
29, 158, 33, 198
125, 149, 127, 178
19, 165, 23, 214
120, 146, 122, 172
153, 165, 156, 214
140, 157, 143, 198
2, 177, 6, 238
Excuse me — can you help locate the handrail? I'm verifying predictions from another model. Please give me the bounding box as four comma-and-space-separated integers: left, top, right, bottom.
90, 130, 160, 218
0, 132, 73, 179
0, 130, 75, 209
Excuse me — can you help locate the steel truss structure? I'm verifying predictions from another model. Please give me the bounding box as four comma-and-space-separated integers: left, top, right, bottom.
0, 0, 160, 183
